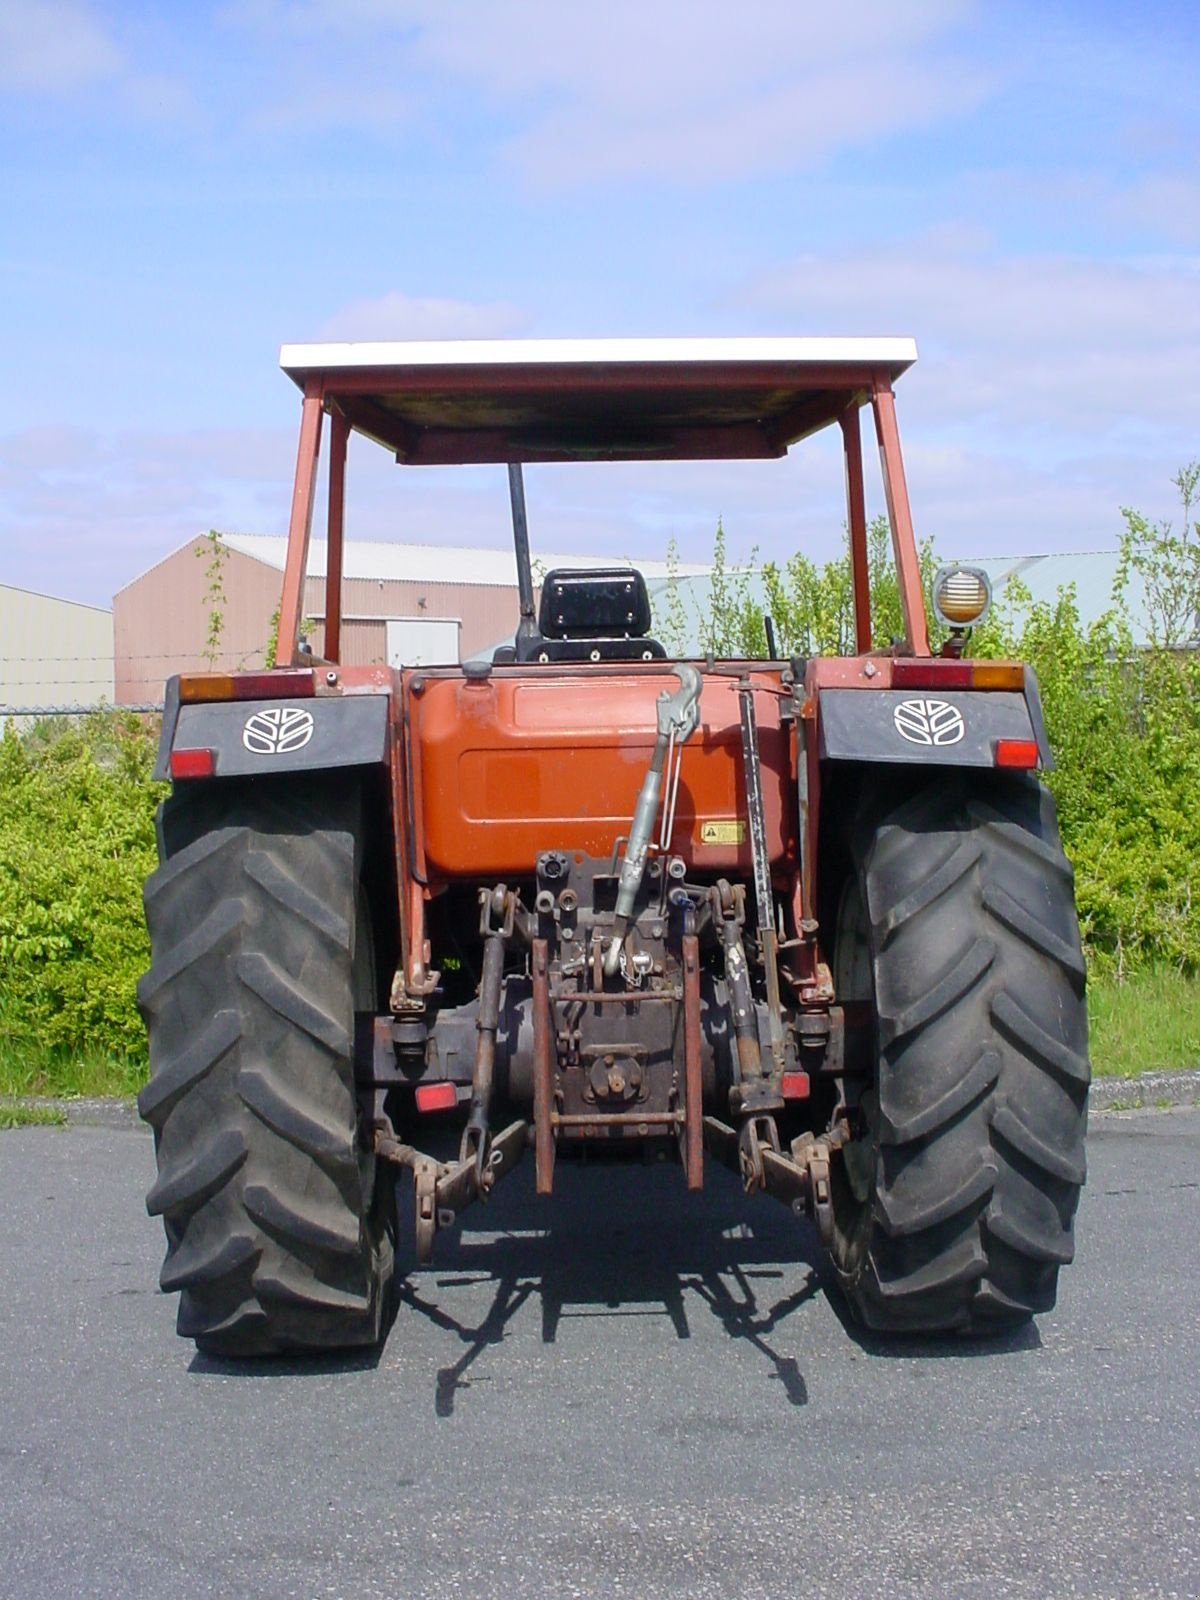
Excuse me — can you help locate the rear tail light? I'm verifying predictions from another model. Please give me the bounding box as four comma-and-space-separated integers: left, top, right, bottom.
169, 748, 216, 779
994, 738, 1040, 769
178, 669, 315, 703
891, 660, 1024, 691
780, 1071, 811, 1101
414, 1082, 459, 1114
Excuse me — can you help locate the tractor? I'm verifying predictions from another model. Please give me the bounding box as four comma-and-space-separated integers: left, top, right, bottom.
138, 337, 1089, 1355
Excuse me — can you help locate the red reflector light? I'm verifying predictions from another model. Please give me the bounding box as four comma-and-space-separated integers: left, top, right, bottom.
414, 1082, 458, 1114
892, 659, 972, 689
169, 748, 215, 779
994, 738, 1039, 769
780, 1070, 811, 1101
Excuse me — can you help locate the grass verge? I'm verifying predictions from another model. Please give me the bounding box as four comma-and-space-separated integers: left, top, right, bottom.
1088, 967, 1200, 1077
0, 1103, 69, 1129
0, 1044, 146, 1101
0, 969, 1196, 1098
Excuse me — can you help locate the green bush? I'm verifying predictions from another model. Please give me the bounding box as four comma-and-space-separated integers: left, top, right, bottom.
980, 586, 1200, 973
661, 515, 940, 657
661, 465, 1200, 976
0, 713, 163, 1080
2, 466, 1196, 1093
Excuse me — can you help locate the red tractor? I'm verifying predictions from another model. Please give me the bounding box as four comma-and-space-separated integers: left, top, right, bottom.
139, 337, 1089, 1355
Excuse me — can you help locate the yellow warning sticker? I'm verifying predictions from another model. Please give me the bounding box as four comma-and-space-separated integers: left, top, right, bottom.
699, 820, 746, 845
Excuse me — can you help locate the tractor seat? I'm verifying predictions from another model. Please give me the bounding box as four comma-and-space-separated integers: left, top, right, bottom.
514, 567, 667, 662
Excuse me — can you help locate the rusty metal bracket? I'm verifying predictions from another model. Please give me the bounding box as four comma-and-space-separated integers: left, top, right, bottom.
737, 1113, 781, 1194
701, 1115, 837, 1237
792, 1133, 833, 1247
375, 1120, 528, 1263
531, 938, 555, 1196
681, 931, 704, 1190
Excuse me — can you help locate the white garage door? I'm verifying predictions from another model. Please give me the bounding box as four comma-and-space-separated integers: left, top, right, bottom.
385, 616, 462, 667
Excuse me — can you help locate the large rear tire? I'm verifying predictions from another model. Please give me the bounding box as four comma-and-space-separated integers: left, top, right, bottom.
830, 773, 1089, 1334
137, 779, 394, 1357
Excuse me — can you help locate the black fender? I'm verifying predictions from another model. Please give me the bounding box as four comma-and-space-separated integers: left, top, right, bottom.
817, 679, 1052, 770
153, 678, 390, 781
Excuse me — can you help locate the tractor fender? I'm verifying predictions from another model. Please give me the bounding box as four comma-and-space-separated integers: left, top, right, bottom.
817, 680, 1052, 769
153, 682, 390, 780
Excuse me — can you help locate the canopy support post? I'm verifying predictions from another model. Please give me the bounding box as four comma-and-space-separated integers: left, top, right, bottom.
870, 378, 929, 656
325, 406, 348, 664
279, 376, 324, 667
840, 404, 871, 654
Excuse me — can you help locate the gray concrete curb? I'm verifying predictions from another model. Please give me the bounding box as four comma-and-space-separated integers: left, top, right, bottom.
1088, 1068, 1200, 1111
3, 1096, 143, 1129
6, 1070, 1200, 1130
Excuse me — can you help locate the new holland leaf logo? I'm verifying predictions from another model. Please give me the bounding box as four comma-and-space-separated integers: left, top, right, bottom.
242, 706, 315, 755
892, 697, 966, 747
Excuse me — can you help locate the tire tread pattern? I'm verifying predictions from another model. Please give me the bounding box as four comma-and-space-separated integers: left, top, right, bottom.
139, 779, 392, 1356
833, 773, 1089, 1334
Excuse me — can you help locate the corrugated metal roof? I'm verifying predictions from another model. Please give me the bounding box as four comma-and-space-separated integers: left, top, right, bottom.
222, 533, 708, 587
652, 550, 1155, 654
964, 551, 1151, 642
0, 582, 110, 615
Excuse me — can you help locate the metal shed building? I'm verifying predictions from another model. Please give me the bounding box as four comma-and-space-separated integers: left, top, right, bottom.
0, 584, 114, 728
112, 533, 704, 705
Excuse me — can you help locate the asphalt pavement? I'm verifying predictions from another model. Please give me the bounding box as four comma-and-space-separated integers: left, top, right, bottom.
0, 1110, 1197, 1600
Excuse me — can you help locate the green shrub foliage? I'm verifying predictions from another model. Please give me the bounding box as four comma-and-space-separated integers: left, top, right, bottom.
1, 468, 1196, 1087
659, 465, 1200, 974
990, 587, 1200, 974
0, 713, 163, 1067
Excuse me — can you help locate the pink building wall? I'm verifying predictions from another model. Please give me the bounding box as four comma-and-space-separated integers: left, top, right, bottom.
113, 539, 523, 703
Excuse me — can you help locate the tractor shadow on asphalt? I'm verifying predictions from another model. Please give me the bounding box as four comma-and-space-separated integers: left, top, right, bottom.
187, 1145, 1041, 1387
824, 1288, 1043, 1360
392, 1149, 824, 1415
189, 1344, 388, 1378
391, 1144, 1043, 1411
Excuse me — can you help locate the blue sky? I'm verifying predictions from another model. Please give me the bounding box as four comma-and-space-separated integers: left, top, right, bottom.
2, 0, 1197, 606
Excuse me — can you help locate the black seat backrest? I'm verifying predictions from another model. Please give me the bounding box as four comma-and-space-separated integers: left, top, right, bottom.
507, 566, 664, 662
515, 635, 667, 663
538, 568, 653, 639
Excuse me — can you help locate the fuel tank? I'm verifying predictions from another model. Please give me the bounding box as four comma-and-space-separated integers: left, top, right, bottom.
406, 664, 796, 881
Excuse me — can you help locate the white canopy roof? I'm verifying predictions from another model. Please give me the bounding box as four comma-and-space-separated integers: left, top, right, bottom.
281, 335, 917, 374
278, 336, 917, 466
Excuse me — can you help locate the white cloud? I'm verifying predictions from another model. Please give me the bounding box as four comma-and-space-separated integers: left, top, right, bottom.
316, 291, 531, 341
1107, 173, 1200, 247
219, 0, 991, 183
442, 2, 988, 186
737, 235, 1200, 445
0, 426, 295, 606
0, 0, 122, 92
720, 234, 1200, 555
966, 168, 1200, 251
0, 1, 195, 124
